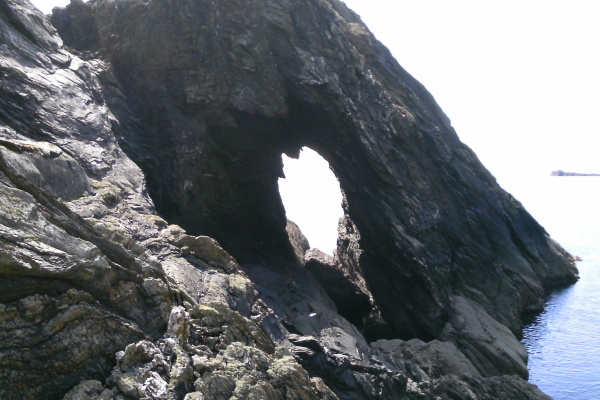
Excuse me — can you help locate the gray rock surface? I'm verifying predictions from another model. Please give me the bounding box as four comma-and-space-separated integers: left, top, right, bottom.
305, 247, 372, 331
440, 296, 530, 378
0, 0, 579, 398
52, 0, 577, 339
286, 219, 310, 264
0, 2, 173, 396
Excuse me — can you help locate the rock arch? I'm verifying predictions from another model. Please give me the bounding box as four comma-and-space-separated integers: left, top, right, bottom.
53, 0, 577, 343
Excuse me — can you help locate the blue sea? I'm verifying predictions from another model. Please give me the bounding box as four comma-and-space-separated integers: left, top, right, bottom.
505, 176, 600, 399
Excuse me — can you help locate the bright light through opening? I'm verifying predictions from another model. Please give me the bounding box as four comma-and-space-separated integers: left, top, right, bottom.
278, 148, 344, 255
30, 0, 72, 14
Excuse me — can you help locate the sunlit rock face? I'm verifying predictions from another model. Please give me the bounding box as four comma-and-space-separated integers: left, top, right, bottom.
0, 0, 578, 398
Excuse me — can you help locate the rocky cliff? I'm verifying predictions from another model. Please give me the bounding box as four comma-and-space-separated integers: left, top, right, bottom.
0, 0, 577, 399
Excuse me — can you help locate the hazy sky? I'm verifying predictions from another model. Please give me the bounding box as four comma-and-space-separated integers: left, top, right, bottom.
287, 1, 600, 251
28, 0, 600, 180
30, 0, 67, 13
342, 0, 600, 184
29, 0, 600, 252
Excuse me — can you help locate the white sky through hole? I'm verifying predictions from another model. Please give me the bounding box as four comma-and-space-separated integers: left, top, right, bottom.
30, 0, 70, 14
278, 148, 344, 255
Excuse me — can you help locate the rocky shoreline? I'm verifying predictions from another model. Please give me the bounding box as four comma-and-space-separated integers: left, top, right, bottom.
0, 0, 577, 398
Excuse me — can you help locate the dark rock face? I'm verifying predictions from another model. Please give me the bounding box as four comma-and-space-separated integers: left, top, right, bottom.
305, 248, 371, 330
51, 0, 577, 340
0, 0, 579, 398
286, 219, 310, 264
0, 1, 173, 397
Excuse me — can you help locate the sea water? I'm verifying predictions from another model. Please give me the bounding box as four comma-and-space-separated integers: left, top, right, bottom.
504, 175, 600, 399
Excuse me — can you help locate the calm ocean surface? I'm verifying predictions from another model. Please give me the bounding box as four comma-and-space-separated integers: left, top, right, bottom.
504, 176, 600, 399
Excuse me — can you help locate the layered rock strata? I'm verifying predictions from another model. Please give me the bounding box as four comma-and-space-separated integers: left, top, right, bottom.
0, 0, 577, 399
52, 0, 578, 338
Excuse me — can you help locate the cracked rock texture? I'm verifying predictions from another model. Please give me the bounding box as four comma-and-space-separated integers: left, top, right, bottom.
0, 0, 577, 398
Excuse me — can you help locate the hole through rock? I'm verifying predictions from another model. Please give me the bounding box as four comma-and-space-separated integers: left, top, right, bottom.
278, 147, 343, 255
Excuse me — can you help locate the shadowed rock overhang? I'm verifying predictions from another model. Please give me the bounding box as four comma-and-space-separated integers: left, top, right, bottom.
52, 0, 577, 340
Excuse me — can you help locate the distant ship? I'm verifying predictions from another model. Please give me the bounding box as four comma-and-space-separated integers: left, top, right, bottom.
551, 170, 600, 176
